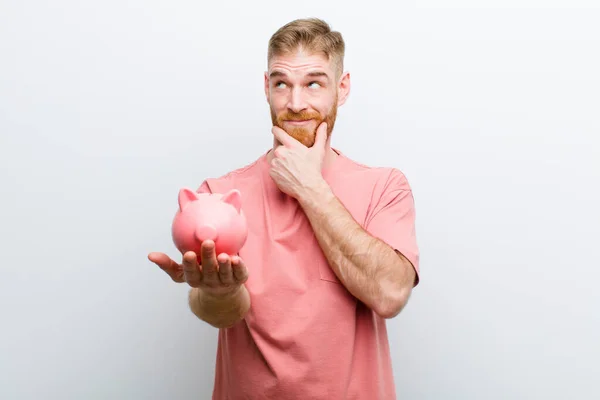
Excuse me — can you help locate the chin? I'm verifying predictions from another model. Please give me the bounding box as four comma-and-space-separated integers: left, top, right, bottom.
291, 130, 316, 147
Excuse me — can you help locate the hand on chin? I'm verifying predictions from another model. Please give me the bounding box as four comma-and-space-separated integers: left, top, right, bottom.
269, 122, 329, 199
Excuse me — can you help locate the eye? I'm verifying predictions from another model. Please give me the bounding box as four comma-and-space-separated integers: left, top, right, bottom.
308, 81, 321, 89
274, 81, 287, 89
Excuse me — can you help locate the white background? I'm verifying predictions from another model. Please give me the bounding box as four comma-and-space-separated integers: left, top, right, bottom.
1, 1, 599, 399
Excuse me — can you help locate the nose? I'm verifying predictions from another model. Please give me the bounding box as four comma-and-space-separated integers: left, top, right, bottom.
287, 87, 308, 113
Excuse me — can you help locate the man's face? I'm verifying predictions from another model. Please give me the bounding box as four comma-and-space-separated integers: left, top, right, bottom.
264, 50, 350, 147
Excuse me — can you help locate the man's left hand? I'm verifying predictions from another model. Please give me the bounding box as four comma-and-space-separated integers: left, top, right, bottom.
269, 122, 329, 200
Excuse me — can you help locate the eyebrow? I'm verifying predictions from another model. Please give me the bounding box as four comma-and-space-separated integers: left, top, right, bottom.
269, 70, 330, 81
306, 71, 329, 79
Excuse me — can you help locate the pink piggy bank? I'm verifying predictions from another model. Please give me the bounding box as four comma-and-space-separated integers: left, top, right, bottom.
171, 187, 248, 257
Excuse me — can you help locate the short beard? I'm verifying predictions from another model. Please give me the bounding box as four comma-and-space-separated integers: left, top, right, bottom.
270, 94, 338, 147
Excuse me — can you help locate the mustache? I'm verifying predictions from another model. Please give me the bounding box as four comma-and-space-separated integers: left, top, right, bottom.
277, 110, 321, 121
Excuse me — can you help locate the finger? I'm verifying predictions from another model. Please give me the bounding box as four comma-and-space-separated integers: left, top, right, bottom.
182, 251, 202, 287
148, 252, 184, 282
217, 253, 234, 285
200, 240, 219, 283
231, 256, 249, 283
273, 144, 287, 160
272, 125, 298, 148
313, 122, 328, 150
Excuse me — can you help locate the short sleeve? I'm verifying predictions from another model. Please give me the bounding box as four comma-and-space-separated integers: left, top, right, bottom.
365, 169, 420, 286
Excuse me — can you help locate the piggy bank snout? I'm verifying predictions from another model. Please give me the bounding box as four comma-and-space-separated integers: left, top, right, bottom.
196, 224, 217, 242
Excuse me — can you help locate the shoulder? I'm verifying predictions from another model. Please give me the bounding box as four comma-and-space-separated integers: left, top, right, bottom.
196, 151, 268, 194
337, 151, 412, 193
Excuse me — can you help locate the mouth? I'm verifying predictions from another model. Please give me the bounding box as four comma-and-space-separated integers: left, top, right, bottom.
284, 120, 312, 126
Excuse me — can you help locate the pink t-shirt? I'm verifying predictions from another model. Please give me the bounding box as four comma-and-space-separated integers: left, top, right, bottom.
197, 148, 420, 400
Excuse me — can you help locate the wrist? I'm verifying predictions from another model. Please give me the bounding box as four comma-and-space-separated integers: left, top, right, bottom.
298, 177, 335, 210
199, 284, 247, 303
190, 285, 250, 328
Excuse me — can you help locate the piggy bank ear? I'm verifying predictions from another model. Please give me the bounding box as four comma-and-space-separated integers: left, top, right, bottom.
178, 188, 198, 211
221, 189, 242, 214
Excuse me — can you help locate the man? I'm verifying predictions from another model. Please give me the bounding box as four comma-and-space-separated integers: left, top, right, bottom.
148, 18, 420, 400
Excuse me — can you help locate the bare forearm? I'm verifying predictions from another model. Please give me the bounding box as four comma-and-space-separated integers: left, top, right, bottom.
298, 181, 415, 318
188, 286, 251, 328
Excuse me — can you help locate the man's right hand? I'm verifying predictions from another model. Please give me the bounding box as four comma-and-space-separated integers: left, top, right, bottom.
148, 240, 249, 298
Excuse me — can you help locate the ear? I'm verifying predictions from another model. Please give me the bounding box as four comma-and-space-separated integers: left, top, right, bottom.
337, 71, 351, 107
178, 187, 198, 211
264, 71, 270, 103
221, 189, 242, 213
